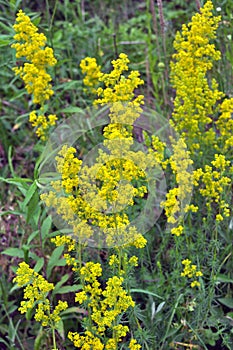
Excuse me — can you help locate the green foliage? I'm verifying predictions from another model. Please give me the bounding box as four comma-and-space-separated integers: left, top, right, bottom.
0, 0, 233, 349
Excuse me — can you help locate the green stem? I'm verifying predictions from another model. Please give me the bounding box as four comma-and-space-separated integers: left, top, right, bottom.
78, 242, 82, 271
52, 326, 57, 350
161, 293, 183, 349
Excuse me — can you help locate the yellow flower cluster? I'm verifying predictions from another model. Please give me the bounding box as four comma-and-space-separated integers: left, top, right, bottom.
29, 110, 57, 140
150, 135, 167, 166
96, 54, 144, 103
80, 57, 101, 92
69, 262, 141, 349
129, 339, 142, 350
14, 262, 68, 327
51, 234, 76, 251
161, 138, 196, 233
11, 10, 57, 140
68, 331, 104, 350
81, 53, 144, 126
170, 0, 223, 152
42, 144, 148, 247
181, 259, 203, 288
215, 98, 233, 152
193, 154, 231, 219
41, 54, 151, 248
12, 10, 57, 104
55, 145, 83, 193
68, 329, 141, 350
170, 0, 232, 233
97, 58, 144, 129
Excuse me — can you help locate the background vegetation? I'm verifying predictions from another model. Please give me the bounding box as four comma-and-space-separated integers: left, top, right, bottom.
0, 0, 233, 349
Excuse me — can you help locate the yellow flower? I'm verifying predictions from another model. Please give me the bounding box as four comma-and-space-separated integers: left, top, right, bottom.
181, 259, 202, 288
193, 155, 231, 219
171, 225, 183, 237
11, 10, 57, 139
14, 262, 67, 327
12, 10, 57, 105
191, 281, 200, 288
129, 339, 142, 350
80, 57, 101, 92
170, 0, 223, 152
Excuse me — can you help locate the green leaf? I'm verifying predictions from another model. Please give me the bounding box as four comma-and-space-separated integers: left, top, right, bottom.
55, 284, 82, 294
41, 215, 52, 241
46, 245, 65, 279
26, 189, 40, 224
203, 328, 219, 346
215, 274, 233, 284
61, 306, 86, 316
55, 319, 65, 339
130, 289, 164, 300
0, 210, 22, 216
8, 318, 21, 343
22, 181, 37, 209
34, 258, 44, 273
9, 283, 20, 294
225, 313, 233, 326
61, 106, 85, 114
0, 38, 11, 47
34, 327, 45, 350
2, 248, 24, 258
218, 297, 233, 309
52, 274, 70, 296
27, 230, 39, 245
0, 338, 9, 347
0, 177, 31, 196
155, 301, 166, 314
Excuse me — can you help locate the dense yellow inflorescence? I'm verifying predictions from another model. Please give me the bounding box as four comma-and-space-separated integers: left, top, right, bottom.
68, 261, 141, 349
41, 53, 152, 249
161, 138, 197, 235
193, 154, 231, 220
14, 262, 68, 327
170, 0, 223, 151
169, 0, 232, 226
11, 10, 57, 140
181, 259, 203, 288
80, 57, 102, 93
170, 0, 233, 156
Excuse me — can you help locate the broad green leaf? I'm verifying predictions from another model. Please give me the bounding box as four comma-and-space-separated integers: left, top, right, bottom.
55, 284, 82, 294
41, 215, 52, 240
46, 245, 65, 279
22, 181, 37, 209
34, 328, 45, 350
26, 189, 40, 224
216, 274, 233, 284
34, 258, 44, 273
52, 274, 70, 296
61, 106, 85, 113
55, 319, 65, 339
27, 230, 39, 245
2, 248, 24, 258
218, 297, 233, 309
61, 306, 87, 316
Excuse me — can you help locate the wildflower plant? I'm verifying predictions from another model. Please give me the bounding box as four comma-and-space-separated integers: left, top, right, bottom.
14, 262, 68, 349
8, 1, 233, 349
169, 0, 233, 225
11, 10, 57, 140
